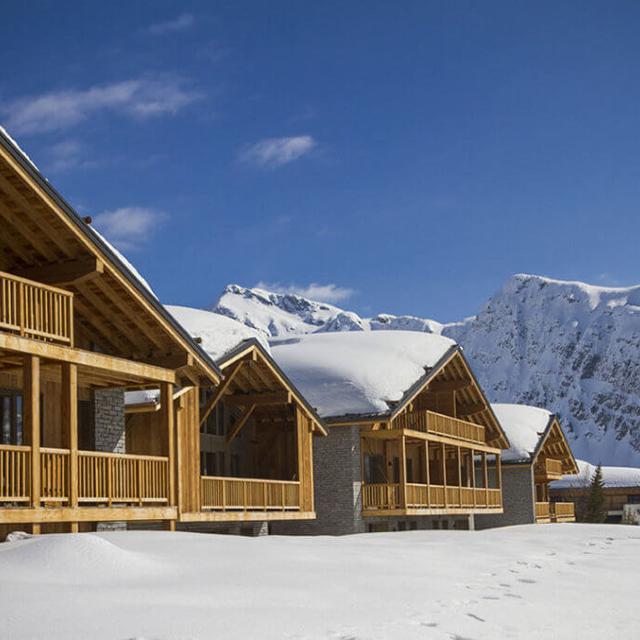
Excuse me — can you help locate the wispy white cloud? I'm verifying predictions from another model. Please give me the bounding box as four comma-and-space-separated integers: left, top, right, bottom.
1, 77, 199, 135
255, 281, 355, 304
239, 135, 316, 168
45, 140, 95, 172
92, 207, 167, 251
146, 13, 194, 36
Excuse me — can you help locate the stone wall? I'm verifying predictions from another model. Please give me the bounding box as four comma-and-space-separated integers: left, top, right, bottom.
272, 425, 366, 535
476, 464, 535, 529
93, 388, 125, 453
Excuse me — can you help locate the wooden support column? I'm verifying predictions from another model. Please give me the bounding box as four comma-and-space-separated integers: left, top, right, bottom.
160, 383, 176, 515
62, 362, 78, 532
471, 450, 476, 507
296, 407, 305, 511
399, 434, 407, 509
456, 446, 462, 507
483, 452, 489, 506
424, 440, 430, 507
442, 442, 447, 508
24, 356, 40, 533
497, 454, 503, 507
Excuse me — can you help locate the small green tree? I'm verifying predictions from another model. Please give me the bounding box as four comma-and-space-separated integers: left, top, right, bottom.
584, 464, 607, 523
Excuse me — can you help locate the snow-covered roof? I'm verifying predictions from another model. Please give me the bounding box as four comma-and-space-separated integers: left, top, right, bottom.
270, 331, 456, 419
491, 403, 553, 463
551, 459, 640, 489
0, 126, 39, 171
166, 305, 270, 363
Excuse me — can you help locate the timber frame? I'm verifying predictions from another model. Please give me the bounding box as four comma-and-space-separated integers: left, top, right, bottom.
126, 339, 327, 524
0, 129, 222, 534
329, 347, 510, 518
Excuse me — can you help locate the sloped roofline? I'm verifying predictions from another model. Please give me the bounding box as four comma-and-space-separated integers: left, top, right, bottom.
531, 414, 578, 473
325, 344, 510, 448
0, 129, 222, 382
217, 338, 328, 436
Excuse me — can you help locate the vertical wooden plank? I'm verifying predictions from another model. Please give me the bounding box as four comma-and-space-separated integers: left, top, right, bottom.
441, 442, 447, 508
62, 363, 78, 520
160, 383, 176, 512
424, 440, 430, 507
24, 355, 40, 510
471, 449, 476, 507
295, 406, 305, 511
483, 452, 488, 507
456, 446, 462, 507
399, 433, 407, 509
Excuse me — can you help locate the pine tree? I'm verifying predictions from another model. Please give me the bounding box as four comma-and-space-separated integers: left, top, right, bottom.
584, 464, 606, 523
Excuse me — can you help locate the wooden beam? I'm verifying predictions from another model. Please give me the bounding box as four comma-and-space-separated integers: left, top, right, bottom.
153, 352, 194, 370
0, 333, 176, 383
456, 402, 487, 417
24, 355, 40, 509
428, 378, 472, 392
62, 363, 78, 514
225, 391, 291, 407
199, 360, 244, 428
14, 256, 104, 286
160, 383, 176, 507
399, 433, 407, 509
225, 404, 256, 444
0, 506, 177, 523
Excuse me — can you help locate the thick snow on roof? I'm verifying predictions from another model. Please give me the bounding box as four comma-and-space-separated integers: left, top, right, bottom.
551, 459, 640, 489
270, 331, 456, 419
491, 403, 553, 463
167, 305, 269, 363
0, 126, 39, 171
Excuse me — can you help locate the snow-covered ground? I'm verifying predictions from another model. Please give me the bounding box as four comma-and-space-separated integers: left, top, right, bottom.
0, 525, 638, 639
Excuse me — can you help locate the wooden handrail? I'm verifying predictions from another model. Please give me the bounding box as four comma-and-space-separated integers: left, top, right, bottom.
395, 410, 486, 445
201, 476, 301, 511
362, 482, 501, 510
0, 270, 74, 346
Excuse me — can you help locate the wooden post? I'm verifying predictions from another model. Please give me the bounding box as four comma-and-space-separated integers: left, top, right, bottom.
62, 362, 78, 531
295, 407, 305, 511
471, 449, 476, 507
424, 440, 430, 507
497, 454, 502, 507
24, 355, 40, 516
399, 434, 407, 509
441, 442, 447, 508
456, 446, 462, 507
160, 383, 175, 510
483, 452, 489, 506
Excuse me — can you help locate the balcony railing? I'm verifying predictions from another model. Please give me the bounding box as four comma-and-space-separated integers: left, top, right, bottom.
552, 501, 576, 522
534, 458, 564, 478
394, 410, 485, 445
201, 476, 300, 512
535, 501, 551, 522
362, 482, 502, 511
0, 444, 168, 506
0, 270, 74, 346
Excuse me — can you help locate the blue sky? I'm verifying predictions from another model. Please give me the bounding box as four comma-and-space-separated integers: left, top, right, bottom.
2, 1, 639, 321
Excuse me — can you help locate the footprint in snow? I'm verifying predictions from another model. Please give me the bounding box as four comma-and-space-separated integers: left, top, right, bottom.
466, 613, 485, 623
517, 578, 536, 584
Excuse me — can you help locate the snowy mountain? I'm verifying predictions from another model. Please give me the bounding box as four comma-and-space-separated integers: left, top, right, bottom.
212, 276, 640, 467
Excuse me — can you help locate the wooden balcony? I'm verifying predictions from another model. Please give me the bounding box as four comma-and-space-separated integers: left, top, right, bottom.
394, 410, 485, 445
535, 501, 551, 523
534, 457, 564, 481
0, 270, 74, 346
551, 501, 575, 523
0, 444, 169, 507
201, 476, 301, 512
362, 482, 502, 514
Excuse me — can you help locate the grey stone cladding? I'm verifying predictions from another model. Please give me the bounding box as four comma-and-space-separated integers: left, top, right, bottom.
476, 464, 535, 529
272, 425, 366, 535
94, 388, 125, 453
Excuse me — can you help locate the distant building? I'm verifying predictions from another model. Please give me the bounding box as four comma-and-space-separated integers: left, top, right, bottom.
476, 404, 578, 528
550, 461, 640, 523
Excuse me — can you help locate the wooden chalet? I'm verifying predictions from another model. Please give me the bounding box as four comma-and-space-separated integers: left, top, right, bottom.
270, 332, 510, 534
0, 128, 221, 535
484, 404, 578, 527
125, 309, 327, 529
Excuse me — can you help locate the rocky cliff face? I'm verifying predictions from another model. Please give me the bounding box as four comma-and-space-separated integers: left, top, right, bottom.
212, 275, 640, 466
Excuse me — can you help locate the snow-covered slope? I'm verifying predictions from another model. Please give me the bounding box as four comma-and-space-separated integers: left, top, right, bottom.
551, 459, 640, 489
446, 274, 640, 467
212, 275, 640, 466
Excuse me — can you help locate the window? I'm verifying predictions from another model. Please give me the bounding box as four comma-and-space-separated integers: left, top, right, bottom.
406, 459, 414, 483
364, 454, 385, 483
627, 494, 640, 504
200, 452, 217, 476
230, 454, 241, 477
200, 392, 225, 436
0, 391, 23, 445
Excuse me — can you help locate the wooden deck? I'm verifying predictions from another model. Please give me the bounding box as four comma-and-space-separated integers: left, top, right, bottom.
0, 270, 74, 346
394, 410, 485, 445
535, 501, 575, 523
201, 476, 301, 512
534, 457, 564, 481
362, 482, 502, 515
